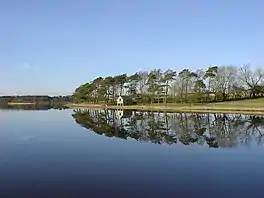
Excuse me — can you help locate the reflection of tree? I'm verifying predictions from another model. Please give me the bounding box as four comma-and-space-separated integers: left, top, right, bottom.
72, 109, 264, 148
243, 116, 264, 145
72, 109, 129, 139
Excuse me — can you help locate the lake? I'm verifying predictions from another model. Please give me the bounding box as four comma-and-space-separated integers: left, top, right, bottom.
1, 107, 264, 198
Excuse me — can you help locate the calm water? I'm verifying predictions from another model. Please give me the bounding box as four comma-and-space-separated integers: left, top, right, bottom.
1, 108, 264, 198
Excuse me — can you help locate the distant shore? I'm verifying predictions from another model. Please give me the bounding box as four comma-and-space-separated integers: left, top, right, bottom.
65, 103, 264, 115
7, 102, 35, 105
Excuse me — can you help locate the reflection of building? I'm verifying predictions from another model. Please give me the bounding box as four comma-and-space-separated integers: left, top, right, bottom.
117, 95, 132, 106
117, 109, 132, 119
116, 109, 132, 131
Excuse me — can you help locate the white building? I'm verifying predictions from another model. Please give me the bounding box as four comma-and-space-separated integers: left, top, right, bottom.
117, 95, 132, 106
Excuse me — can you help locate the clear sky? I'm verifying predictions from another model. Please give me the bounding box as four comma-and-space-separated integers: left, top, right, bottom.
0, 0, 263, 95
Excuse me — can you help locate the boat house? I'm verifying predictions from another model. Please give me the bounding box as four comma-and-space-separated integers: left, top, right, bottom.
117, 95, 132, 106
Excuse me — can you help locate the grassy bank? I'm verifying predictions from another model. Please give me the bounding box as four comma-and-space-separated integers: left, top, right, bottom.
65, 98, 264, 115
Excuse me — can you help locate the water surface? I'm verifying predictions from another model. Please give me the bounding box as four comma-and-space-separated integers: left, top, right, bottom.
0, 108, 264, 198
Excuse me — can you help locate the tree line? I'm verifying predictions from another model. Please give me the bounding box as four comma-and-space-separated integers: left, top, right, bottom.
0, 95, 72, 105
73, 64, 264, 104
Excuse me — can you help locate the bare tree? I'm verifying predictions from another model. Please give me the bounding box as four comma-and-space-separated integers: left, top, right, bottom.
138, 71, 148, 95
239, 64, 264, 97
212, 66, 238, 101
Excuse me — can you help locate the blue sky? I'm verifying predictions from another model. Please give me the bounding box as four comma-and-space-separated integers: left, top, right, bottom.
0, 0, 263, 95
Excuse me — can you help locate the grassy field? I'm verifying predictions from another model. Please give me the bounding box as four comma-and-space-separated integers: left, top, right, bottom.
150, 98, 264, 108
66, 98, 264, 115
205, 98, 264, 108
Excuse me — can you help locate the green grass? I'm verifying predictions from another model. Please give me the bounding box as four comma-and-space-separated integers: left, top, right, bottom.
205, 98, 264, 108
153, 98, 264, 108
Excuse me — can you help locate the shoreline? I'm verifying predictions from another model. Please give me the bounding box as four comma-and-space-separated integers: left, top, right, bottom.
7, 102, 35, 105
65, 103, 264, 115
3, 102, 264, 115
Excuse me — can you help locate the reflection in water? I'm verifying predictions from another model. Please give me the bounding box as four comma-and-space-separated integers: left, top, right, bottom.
72, 109, 264, 148
1, 109, 264, 197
